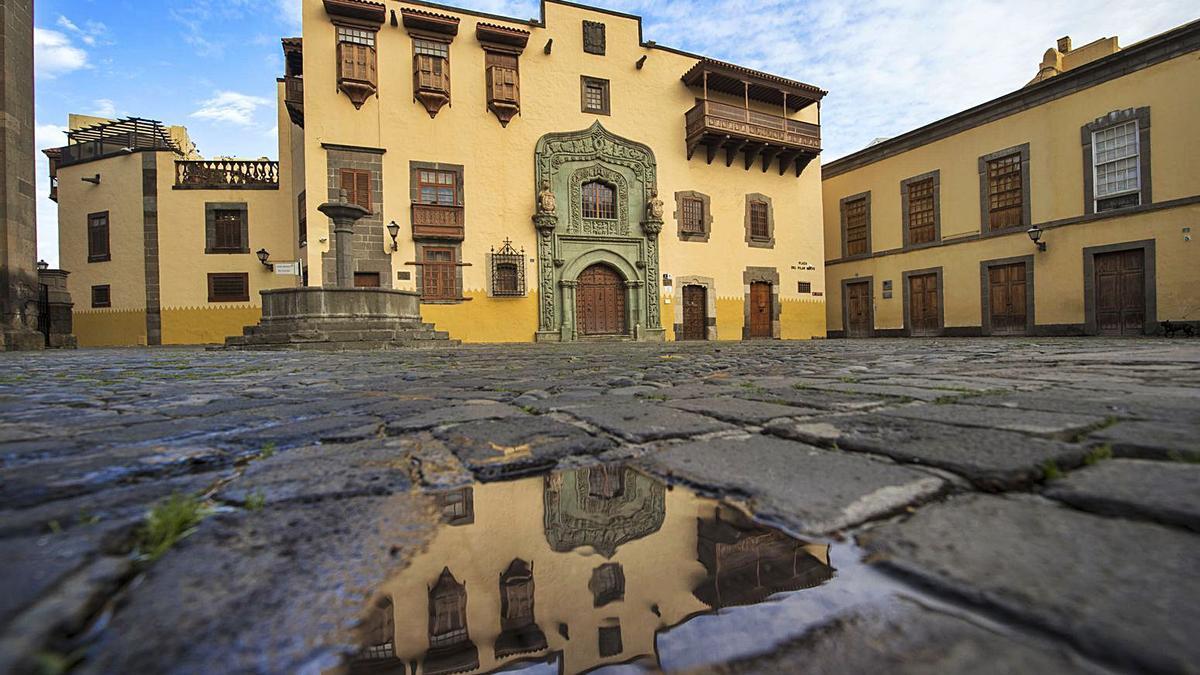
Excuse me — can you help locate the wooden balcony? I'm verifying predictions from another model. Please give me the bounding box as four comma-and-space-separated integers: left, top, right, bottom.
175, 160, 279, 190
412, 203, 465, 240
686, 99, 821, 175
285, 76, 304, 128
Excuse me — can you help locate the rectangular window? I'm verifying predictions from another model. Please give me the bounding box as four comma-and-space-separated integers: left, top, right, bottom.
297, 191, 307, 248
750, 202, 770, 241
582, 181, 616, 220
87, 212, 110, 263
486, 52, 519, 104
581, 76, 610, 115
337, 26, 375, 47
336, 26, 377, 91
844, 197, 868, 256
211, 209, 246, 252
91, 285, 111, 308
207, 273, 250, 303
339, 168, 372, 212
681, 197, 705, 234
986, 153, 1024, 231
1093, 121, 1140, 211
906, 177, 936, 245
417, 170, 457, 206
414, 38, 450, 94
422, 247, 457, 301
798, 281, 812, 294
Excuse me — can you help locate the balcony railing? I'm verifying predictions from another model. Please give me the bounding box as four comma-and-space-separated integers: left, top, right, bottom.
412, 203, 465, 240
175, 160, 279, 190
686, 99, 821, 151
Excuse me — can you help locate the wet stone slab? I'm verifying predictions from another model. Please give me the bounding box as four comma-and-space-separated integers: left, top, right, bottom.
216, 442, 414, 505
563, 402, 734, 443
1084, 419, 1200, 460
664, 397, 818, 424
859, 494, 1200, 673
1044, 458, 1200, 531
877, 403, 1107, 438
766, 414, 1087, 491
434, 416, 615, 480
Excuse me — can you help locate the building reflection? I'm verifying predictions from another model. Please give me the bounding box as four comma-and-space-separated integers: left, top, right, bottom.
352, 466, 833, 675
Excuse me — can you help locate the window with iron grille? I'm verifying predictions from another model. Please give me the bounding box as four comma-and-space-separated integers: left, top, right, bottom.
1093, 121, 1140, 212
417, 170, 457, 206
91, 285, 111, 308
986, 153, 1024, 230
681, 197, 705, 234
798, 281, 812, 294
87, 212, 110, 262
421, 247, 458, 301
582, 181, 615, 219
414, 38, 450, 94
843, 197, 869, 256
207, 273, 249, 303
907, 178, 936, 244
749, 202, 770, 240
339, 168, 372, 212
490, 238, 525, 297
581, 76, 610, 115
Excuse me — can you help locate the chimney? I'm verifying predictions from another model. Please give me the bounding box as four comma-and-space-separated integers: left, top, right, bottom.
1057, 36, 1072, 53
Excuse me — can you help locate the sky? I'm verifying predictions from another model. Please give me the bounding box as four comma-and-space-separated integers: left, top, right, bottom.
32, 0, 1197, 266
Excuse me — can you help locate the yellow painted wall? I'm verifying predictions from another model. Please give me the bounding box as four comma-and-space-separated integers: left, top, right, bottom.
300, 0, 827, 343
72, 310, 147, 348
822, 47, 1200, 333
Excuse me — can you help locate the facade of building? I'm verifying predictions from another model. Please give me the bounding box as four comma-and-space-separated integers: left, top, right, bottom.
822, 22, 1200, 338
283, 0, 829, 343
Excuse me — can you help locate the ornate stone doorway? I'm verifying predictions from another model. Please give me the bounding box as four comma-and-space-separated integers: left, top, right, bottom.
532, 122, 665, 342
577, 264, 627, 336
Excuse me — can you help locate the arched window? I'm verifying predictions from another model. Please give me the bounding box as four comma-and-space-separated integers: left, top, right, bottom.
582, 181, 616, 220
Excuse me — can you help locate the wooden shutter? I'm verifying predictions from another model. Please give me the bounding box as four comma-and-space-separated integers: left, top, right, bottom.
339, 168, 372, 212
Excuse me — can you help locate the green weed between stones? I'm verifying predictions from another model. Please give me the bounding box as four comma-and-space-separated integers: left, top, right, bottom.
135, 494, 210, 562
33, 648, 84, 675
258, 442, 277, 460
245, 492, 267, 512
1041, 460, 1062, 481
1084, 444, 1113, 466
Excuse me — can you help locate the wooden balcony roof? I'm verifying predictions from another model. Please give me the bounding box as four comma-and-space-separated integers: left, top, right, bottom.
682, 58, 827, 112
323, 0, 385, 25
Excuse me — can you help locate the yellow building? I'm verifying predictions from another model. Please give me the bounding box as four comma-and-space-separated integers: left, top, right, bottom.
822, 23, 1200, 338
282, 0, 829, 343
47, 115, 298, 346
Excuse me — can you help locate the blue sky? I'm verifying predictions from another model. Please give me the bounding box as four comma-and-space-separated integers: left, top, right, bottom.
33, 0, 1197, 265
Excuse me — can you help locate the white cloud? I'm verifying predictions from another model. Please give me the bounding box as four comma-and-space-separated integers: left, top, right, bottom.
34, 28, 88, 78
92, 99, 117, 118
276, 0, 303, 33
55, 15, 109, 47
191, 91, 271, 126
35, 124, 68, 268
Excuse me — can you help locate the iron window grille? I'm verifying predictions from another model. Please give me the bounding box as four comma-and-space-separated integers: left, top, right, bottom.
490, 238, 526, 297
582, 181, 616, 219
749, 202, 770, 240
681, 197, 705, 234
91, 285, 111, 308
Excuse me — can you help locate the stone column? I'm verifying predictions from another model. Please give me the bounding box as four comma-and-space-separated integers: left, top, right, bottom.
317, 193, 370, 289
559, 279, 577, 342
0, 0, 43, 351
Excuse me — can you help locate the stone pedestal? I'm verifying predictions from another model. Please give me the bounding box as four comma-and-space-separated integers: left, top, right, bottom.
0, 0, 43, 351
38, 269, 77, 349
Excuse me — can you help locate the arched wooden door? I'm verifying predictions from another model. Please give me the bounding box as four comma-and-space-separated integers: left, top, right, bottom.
577, 264, 626, 336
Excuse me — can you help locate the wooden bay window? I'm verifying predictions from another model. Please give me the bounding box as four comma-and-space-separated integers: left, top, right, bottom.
477, 22, 528, 127
336, 26, 378, 109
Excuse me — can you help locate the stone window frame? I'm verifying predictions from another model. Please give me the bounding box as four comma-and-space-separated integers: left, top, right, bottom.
205, 202, 250, 254
673, 190, 712, 242
672, 275, 718, 341
324, 145, 390, 288
979, 255, 1036, 336
580, 76, 611, 116
87, 211, 110, 263
900, 171, 941, 249
90, 284, 111, 309
413, 241, 468, 304
978, 143, 1031, 235
744, 194, 775, 249
1082, 239, 1157, 336
1082, 107, 1152, 216
742, 266, 781, 340
839, 191, 871, 259
901, 266, 945, 337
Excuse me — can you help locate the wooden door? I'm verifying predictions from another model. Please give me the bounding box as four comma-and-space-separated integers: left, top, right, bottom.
1095, 250, 1145, 335
577, 264, 626, 336
681, 285, 708, 341
907, 273, 940, 336
749, 282, 772, 339
988, 263, 1027, 335
845, 281, 872, 338
354, 272, 381, 288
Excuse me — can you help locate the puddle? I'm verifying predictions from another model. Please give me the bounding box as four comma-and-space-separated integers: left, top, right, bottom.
343, 465, 900, 674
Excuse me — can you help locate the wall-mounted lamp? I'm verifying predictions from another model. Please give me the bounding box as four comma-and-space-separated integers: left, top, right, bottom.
256, 248, 273, 270
1027, 226, 1046, 252
36, 260, 49, 271
387, 220, 400, 251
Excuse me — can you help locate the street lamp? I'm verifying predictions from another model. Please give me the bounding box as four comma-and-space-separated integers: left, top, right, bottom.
1027, 226, 1046, 252
387, 220, 400, 251
36, 260, 49, 271
256, 248, 273, 270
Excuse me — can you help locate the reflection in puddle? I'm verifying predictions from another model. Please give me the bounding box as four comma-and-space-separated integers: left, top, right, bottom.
347, 465, 893, 674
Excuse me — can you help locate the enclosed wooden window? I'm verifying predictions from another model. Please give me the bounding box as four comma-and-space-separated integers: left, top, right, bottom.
207, 273, 249, 303
339, 168, 372, 212
843, 197, 869, 256
428, 571, 469, 648
414, 39, 450, 94
211, 209, 246, 252
589, 563, 625, 607
486, 52, 519, 104
417, 170, 457, 206
422, 247, 457, 301
749, 202, 770, 240
582, 181, 616, 220
681, 197, 705, 234
336, 26, 378, 109
87, 212, 110, 263
91, 285, 111, 308
906, 178, 936, 244
986, 153, 1024, 230
581, 76, 610, 115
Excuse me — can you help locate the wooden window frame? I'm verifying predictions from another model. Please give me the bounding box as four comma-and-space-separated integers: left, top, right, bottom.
416, 169, 458, 207
90, 284, 111, 308
420, 245, 459, 302
580, 76, 610, 115
485, 50, 520, 105
749, 203, 770, 240
205, 203, 249, 254
339, 168, 372, 212
901, 171, 940, 249
87, 211, 110, 263
411, 35, 453, 117
207, 273, 250, 303
582, 180, 616, 220
674, 191, 712, 242
1082, 107, 1152, 215
335, 24, 379, 110
839, 192, 871, 258
978, 143, 1031, 234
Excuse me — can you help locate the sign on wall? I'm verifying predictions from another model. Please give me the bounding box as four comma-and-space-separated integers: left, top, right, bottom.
273, 262, 301, 276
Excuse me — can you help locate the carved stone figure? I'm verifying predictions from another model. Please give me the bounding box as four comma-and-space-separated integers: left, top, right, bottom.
647, 189, 664, 221
538, 180, 557, 215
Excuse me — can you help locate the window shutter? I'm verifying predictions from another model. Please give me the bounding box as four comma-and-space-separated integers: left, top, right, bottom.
355, 171, 371, 212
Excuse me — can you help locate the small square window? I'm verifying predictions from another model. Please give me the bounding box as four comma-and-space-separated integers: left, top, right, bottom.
207, 273, 249, 303
91, 285, 111, 308
798, 281, 812, 294
581, 76, 610, 115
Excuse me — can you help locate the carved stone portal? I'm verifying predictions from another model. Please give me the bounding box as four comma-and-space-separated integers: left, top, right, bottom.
532, 122, 665, 342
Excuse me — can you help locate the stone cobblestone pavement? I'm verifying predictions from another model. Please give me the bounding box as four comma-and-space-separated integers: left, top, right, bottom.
0, 338, 1198, 673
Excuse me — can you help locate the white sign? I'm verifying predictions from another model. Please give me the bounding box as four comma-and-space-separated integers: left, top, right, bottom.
273, 262, 301, 276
